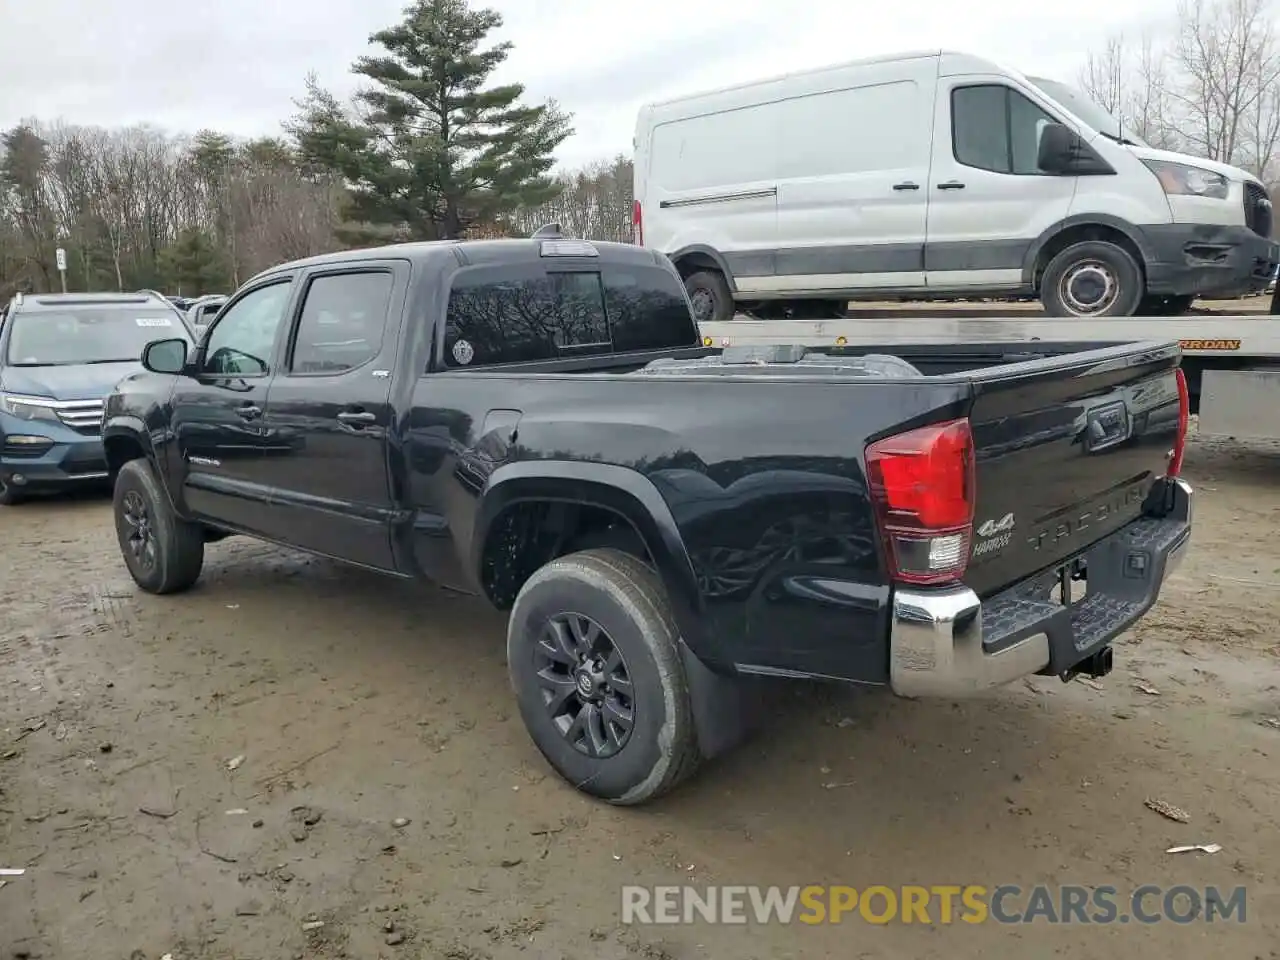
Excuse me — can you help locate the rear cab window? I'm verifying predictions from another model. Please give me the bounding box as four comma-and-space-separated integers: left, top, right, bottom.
289, 270, 396, 375
441, 262, 697, 369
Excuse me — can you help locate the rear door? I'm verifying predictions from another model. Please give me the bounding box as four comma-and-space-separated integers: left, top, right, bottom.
924, 76, 1078, 290
963, 344, 1181, 597
255, 261, 407, 570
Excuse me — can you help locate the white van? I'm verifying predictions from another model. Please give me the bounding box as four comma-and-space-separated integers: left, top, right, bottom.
632, 50, 1279, 321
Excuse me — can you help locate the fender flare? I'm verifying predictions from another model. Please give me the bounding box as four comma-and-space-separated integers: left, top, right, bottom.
1021, 214, 1156, 287
102, 418, 182, 514
667, 244, 739, 293
474, 460, 714, 663
102, 417, 155, 473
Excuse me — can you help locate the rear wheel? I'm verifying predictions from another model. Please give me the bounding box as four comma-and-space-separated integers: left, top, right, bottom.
684, 270, 735, 323
507, 548, 701, 804
113, 458, 205, 594
1040, 241, 1144, 317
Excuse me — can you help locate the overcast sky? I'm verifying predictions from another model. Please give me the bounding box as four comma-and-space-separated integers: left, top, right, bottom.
1, 0, 1175, 170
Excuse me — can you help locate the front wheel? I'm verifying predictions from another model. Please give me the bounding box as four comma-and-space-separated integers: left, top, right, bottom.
507, 548, 702, 805
113, 458, 205, 594
1040, 241, 1144, 317
0, 478, 25, 506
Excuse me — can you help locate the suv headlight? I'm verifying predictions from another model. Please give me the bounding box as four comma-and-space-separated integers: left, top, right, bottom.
1142, 159, 1230, 199
0, 392, 61, 422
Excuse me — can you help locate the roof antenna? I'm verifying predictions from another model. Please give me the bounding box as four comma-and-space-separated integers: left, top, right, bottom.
531, 223, 562, 239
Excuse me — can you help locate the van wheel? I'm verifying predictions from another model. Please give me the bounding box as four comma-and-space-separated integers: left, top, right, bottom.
684, 270, 735, 323
1040, 241, 1143, 317
113, 458, 205, 594
507, 548, 702, 805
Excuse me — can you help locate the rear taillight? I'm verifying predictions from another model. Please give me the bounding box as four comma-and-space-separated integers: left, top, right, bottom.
866, 419, 975, 585
632, 200, 644, 245
1168, 367, 1190, 477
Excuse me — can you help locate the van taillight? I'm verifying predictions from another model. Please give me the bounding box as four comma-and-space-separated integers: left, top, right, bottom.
633, 201, 644, 245
1168, 367, 1190, 477
865, 419, 975, 585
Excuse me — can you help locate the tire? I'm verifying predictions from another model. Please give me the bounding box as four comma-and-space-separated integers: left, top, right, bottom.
1040, 241, 1143, 318
1135, 294, 1195, 316
0, 478, 24, 506
684, 270, 735, 323
113, 458, 204, 594
507, 548, 701, 805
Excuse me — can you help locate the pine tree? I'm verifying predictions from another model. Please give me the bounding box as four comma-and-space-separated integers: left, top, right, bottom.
292, 0, 572, 241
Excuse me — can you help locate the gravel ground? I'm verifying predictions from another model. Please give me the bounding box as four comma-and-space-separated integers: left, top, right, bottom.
1, 434, 1278, 960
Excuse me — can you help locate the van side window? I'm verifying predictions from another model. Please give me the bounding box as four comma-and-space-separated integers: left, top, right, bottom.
443, 268, 610, 368
952, 85, 1058, 175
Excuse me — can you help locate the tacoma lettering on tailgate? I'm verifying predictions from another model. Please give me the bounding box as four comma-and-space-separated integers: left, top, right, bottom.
1026, 483, 1146, 552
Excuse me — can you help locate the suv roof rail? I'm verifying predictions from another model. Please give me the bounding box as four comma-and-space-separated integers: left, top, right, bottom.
136, 288, 169, 301
531, 223, 563, 239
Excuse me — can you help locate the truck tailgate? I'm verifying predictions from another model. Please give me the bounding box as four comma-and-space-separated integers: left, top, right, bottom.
963, 342, 1182, 598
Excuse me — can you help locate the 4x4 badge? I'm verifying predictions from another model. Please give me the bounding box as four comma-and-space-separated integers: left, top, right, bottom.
977, 513, 1016, 538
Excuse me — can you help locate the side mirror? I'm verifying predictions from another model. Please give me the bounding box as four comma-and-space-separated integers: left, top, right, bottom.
142, 338, 189, 375
1037, 123, 1080, 173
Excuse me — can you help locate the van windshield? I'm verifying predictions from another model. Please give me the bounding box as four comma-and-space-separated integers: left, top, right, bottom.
1026, 76, 1147, 148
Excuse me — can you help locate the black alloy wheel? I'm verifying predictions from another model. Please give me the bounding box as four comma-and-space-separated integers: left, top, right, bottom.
535, 612, 635, 759
120, 489, 158, 574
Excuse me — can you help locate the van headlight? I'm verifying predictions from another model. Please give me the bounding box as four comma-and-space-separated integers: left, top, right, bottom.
0, 393, 60, 422
1142, 159, 1230, 199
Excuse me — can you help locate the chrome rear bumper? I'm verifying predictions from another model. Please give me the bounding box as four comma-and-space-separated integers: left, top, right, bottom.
889, 478, 1193, 698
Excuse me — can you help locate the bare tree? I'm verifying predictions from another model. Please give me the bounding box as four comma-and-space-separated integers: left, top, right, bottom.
1082, 0, 1280, 182
1080, 35, 1127, 114
1171, 0, 1280, 165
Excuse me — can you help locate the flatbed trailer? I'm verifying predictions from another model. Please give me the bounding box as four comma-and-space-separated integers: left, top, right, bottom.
699, 314, 1280, 442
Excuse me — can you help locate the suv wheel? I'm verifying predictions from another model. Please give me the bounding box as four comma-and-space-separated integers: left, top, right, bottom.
0, 478, 24, 506
1040, 241, 1143, 317
507, 548, 701, 804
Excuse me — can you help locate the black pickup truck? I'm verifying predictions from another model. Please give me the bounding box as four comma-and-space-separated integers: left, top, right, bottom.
101, 232, 1193, 804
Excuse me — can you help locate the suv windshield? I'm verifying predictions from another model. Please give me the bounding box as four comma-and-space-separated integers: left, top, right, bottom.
4, 308, 187, 366
1026, 76, 1147, 148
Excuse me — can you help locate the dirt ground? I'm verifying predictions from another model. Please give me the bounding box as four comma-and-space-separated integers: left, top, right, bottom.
2, 433, 1279, 960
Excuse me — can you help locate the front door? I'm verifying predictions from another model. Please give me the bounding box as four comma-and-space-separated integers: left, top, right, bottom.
256, 262, 406, 570
924, 78, 1078, 290
169, 277, 296, 533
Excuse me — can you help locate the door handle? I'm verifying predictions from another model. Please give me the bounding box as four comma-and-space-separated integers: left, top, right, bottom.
236, 404, 261, 420
937, 181, 966, 190
337, 410, 377, 426
892, 182, 920, 191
